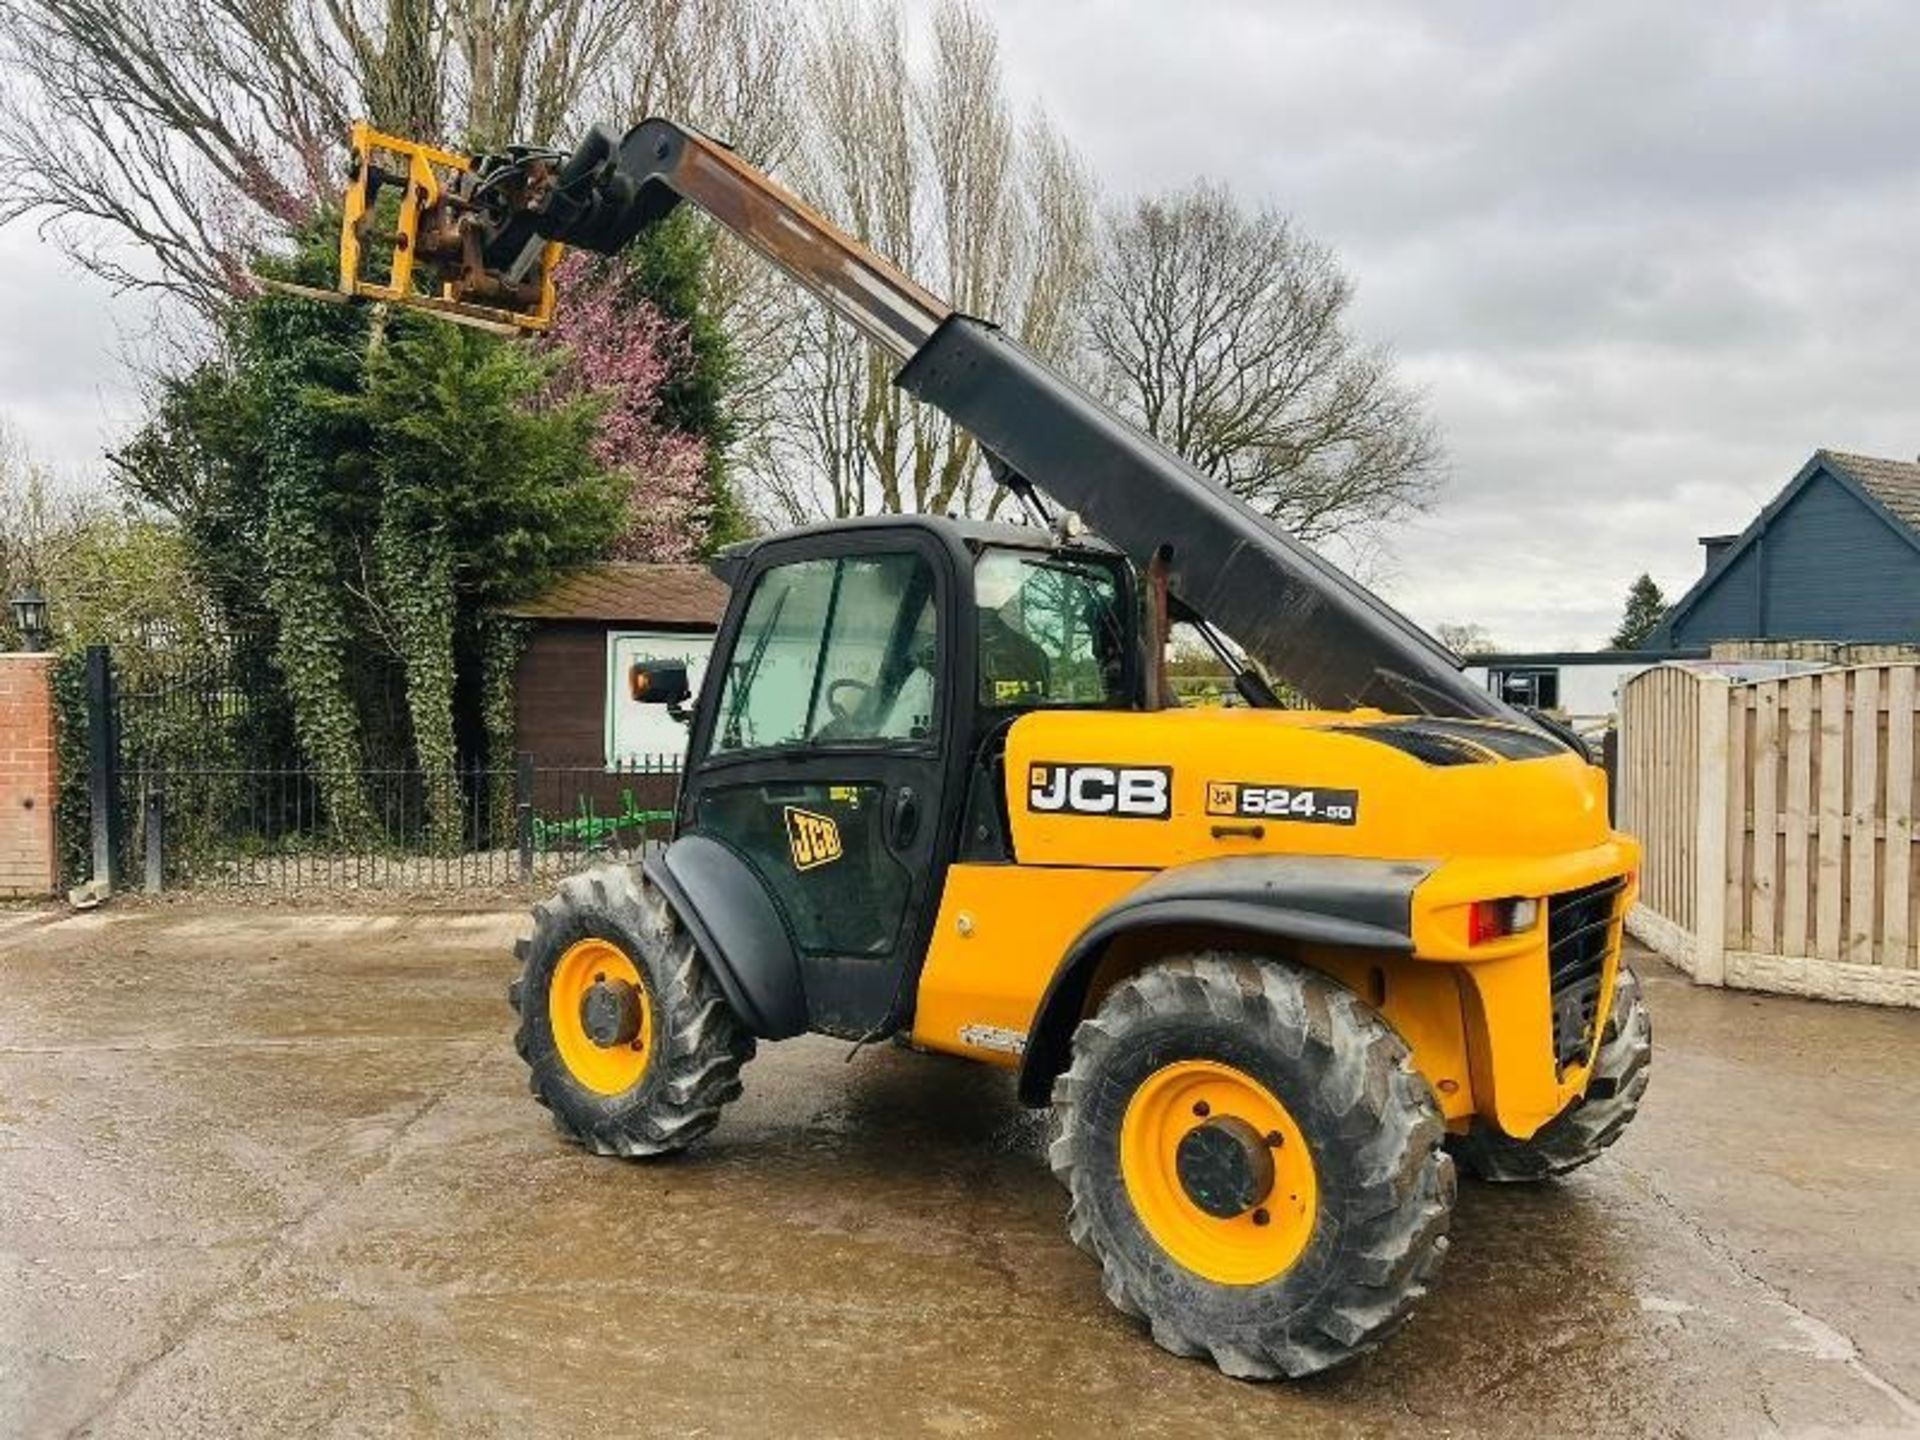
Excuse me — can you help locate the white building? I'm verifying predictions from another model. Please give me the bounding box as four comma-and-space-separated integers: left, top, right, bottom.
1460, 649, 1698, 725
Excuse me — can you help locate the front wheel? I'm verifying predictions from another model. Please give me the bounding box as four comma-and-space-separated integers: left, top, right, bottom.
509, 864, 754, 1157
1048, 955, 1454, 1380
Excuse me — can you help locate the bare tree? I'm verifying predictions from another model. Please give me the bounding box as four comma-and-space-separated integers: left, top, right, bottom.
1083, 182, 1442, 547
1436, 622, 1496, 658
0, 420, 77, 592
749, 0, 1096, 524
0, 0, 787, 316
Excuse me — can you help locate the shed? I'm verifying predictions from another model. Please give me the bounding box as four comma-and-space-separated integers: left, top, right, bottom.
500, 562, 727, 775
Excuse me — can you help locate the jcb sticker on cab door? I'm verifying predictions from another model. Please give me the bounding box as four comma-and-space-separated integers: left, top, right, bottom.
1028, 763, 1171, 819
784, 806, 844, 869
1205, 780, 1359, 826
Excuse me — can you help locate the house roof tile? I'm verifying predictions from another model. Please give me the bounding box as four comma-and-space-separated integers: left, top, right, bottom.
1823, 450, 1920, 533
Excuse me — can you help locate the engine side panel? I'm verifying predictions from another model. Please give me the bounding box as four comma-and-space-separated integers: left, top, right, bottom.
1001, 706, 1616, 869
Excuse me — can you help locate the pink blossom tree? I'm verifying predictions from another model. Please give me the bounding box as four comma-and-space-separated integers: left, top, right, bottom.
545, 254, 711, 561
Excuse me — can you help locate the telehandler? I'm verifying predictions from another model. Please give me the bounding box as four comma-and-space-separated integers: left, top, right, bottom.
333, 118, 1650, 1379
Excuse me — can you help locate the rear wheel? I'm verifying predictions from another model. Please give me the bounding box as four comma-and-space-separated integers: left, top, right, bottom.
1048, 955, 1454, 1379
1451, 965, 1651, 1182
509, 864, 754, 1157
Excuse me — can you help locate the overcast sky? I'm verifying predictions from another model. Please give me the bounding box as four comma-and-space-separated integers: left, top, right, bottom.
4, 0, 1918, 650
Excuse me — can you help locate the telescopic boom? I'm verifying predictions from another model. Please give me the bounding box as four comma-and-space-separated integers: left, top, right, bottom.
338, 117, 1515, 721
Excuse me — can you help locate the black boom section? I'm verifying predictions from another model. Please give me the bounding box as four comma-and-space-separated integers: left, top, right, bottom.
511, 119, 1519, 721
1016, 855, 1435, 1105
896, 316, 1516, 720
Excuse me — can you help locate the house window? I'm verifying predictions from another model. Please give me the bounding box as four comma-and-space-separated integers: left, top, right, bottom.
1491, 667, 1560, 710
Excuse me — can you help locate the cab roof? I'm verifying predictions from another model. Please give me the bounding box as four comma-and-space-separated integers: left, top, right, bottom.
710, 512, 1119, 585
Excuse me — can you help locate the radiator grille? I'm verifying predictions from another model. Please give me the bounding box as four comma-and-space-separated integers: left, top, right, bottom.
1547, 876, 1626, 1072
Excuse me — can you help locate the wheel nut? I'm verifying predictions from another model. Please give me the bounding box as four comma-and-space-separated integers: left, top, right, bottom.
1192, 1100, 1211, 1118
1252, 1208, 1271, 1227
1265, 1130, 1283, 1147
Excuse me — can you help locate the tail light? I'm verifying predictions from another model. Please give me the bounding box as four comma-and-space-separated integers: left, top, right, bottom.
1469, 896, 1540, 945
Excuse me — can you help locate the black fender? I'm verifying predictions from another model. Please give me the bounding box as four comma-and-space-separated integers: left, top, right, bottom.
643, 834, 808, 1040
1015, 855, 1434, 1105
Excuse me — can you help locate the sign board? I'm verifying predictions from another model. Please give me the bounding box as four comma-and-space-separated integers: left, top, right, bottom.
605, 630, 714, 767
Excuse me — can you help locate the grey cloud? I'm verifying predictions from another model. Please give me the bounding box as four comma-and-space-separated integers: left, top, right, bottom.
0, 228, 146, 478
6, 1, 1917, 652
980, 0, 1920, 647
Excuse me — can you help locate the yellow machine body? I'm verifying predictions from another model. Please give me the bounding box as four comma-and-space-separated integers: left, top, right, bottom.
317, 119, 1639, 1152
910, 706, 1638, 1141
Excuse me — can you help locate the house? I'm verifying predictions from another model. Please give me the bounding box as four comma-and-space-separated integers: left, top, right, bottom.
499, 561, 727, 774
1465, 449, 1920, 726
1642, 450, 1920, 649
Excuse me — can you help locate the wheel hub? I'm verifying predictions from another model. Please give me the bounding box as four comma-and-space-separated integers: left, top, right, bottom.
580, 976, 644, 1049
1175, 1115, 1276, 1218
1119, 1059, 1318, 1285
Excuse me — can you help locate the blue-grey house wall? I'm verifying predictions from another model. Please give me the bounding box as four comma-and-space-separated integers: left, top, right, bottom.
1669, 544, 1761, 643
1756, 476, 1920, 640
1654, 463, 1920, 648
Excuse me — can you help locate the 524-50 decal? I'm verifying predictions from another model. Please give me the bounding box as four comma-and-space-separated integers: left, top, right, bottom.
1205, 780, 1360, 826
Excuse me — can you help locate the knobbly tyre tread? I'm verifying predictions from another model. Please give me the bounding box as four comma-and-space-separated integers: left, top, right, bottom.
510, 863, 755, 1157
1450, 965, 1651, 1183
1047, 955, 1455, 1380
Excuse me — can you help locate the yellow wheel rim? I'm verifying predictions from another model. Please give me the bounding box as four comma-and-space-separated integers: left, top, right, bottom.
1119, 1059, 1318, 1286
547, 937, 654, 1096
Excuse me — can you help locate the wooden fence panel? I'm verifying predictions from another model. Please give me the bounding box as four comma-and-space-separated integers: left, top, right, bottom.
1814, 670, 1847, 962
1847, 667, 1879, 966
1621, 662, 1920, 1003
1887, 666, 1915, 968
1724, 684, 1748, 948
1782, 676, 1813, 958
1750, 683, 1779, 951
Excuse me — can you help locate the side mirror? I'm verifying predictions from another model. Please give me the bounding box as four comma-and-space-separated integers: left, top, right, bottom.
629, 659, 691, 706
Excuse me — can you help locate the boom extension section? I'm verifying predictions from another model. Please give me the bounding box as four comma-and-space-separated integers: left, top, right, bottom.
333, 117, 1514, 721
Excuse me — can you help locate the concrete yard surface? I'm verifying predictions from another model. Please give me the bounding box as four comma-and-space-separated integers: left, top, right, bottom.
2, 905, 1918, 1437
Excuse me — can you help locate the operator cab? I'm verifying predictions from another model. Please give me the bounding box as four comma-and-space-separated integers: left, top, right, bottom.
631, 515, 1139, 1040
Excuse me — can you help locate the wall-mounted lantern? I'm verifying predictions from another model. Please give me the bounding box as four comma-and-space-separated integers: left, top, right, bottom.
10, 585, 49, 652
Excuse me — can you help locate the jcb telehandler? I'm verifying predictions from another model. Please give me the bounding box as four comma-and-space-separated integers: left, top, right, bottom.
333, 118, 1651, 1379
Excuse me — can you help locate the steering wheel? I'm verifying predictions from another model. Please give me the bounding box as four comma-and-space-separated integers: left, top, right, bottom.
826, 677, 874, 724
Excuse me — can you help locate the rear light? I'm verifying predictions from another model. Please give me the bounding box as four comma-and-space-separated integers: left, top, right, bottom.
1469, 896, 1540, 945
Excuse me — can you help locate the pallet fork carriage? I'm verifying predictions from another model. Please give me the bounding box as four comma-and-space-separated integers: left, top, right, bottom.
336, 122, 566, 332
333, 115, 1652, 1379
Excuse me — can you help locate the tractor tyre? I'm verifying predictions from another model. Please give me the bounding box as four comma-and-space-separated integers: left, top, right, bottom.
1048, 955, 1454, 1380
509, 863, 754, 1157
1450, 965, 1651, 1183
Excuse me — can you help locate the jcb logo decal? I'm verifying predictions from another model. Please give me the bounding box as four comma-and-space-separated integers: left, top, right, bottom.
1027, 763, 1171, 819
784, 806, 843, 869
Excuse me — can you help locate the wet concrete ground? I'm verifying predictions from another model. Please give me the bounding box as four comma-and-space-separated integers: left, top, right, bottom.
2, 905, 1918, 1438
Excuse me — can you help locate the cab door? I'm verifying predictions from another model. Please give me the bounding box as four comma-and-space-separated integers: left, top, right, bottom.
676, 531, 961, 1039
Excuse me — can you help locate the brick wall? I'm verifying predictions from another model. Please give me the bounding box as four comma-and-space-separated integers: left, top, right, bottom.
0, 654, 59, 898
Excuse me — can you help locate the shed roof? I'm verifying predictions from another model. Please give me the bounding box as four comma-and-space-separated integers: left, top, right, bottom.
500, 562, 727, 626
1823, 450, 1920, 532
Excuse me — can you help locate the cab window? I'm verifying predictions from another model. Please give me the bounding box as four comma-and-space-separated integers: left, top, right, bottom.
711, 551, 940, 753
975, 548, 1127, 708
